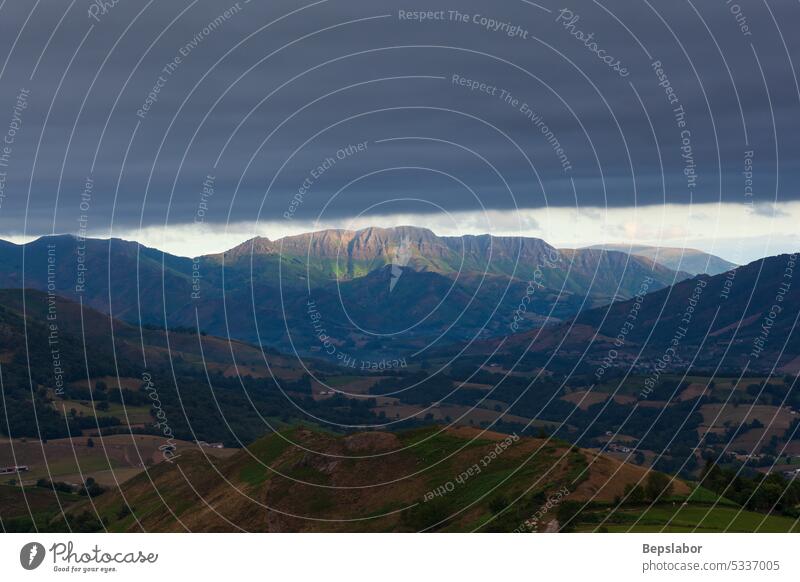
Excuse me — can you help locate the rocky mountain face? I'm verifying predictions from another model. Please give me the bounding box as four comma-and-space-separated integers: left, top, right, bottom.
0, 227, 692, 359
214, 226, 556, 277
215, 226, 685, 293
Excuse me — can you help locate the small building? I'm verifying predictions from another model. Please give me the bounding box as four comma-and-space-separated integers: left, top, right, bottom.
195, 441, 223, 449
0, 465, 30, 475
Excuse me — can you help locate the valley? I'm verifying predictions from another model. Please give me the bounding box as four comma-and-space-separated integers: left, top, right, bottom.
0, 228, 797, 533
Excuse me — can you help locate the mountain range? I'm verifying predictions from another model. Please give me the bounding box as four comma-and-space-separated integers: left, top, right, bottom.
0, 227, 729, 360
472, 252, 798, 374
1, 228, 798, 534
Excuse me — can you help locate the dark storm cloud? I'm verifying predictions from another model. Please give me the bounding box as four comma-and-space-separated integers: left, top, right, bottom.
0, 0, 797, 235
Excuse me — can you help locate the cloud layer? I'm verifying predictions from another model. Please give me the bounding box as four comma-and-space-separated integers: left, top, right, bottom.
0, 0, 797, 248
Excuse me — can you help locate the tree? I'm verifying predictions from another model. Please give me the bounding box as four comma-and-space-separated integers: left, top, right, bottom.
80, 477, 105, 498
556, 501, 583, 532
489, 495, 509, 515
645, 471, 674, 502
625, 483, 646, 504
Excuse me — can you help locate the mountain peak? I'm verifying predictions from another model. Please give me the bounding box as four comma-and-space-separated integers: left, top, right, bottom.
584, 243, 736, 276
215, 235, 274, 259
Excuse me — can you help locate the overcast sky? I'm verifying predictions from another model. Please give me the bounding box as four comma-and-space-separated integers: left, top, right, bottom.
0, 0, 798, 261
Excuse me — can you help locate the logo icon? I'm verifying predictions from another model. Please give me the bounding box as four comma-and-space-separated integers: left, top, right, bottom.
20, 542, 46, 570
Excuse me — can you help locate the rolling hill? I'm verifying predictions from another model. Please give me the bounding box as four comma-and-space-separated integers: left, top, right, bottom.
0, 287, 353, 445
472, 253, 799, 373
54, 425, 696, 532
585, 243, 736, 276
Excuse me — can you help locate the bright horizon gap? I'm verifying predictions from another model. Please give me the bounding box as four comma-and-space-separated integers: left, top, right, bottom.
1, 202, 799, 265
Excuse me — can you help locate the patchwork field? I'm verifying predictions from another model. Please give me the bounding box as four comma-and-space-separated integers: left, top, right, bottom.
0, 435, 236, 487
